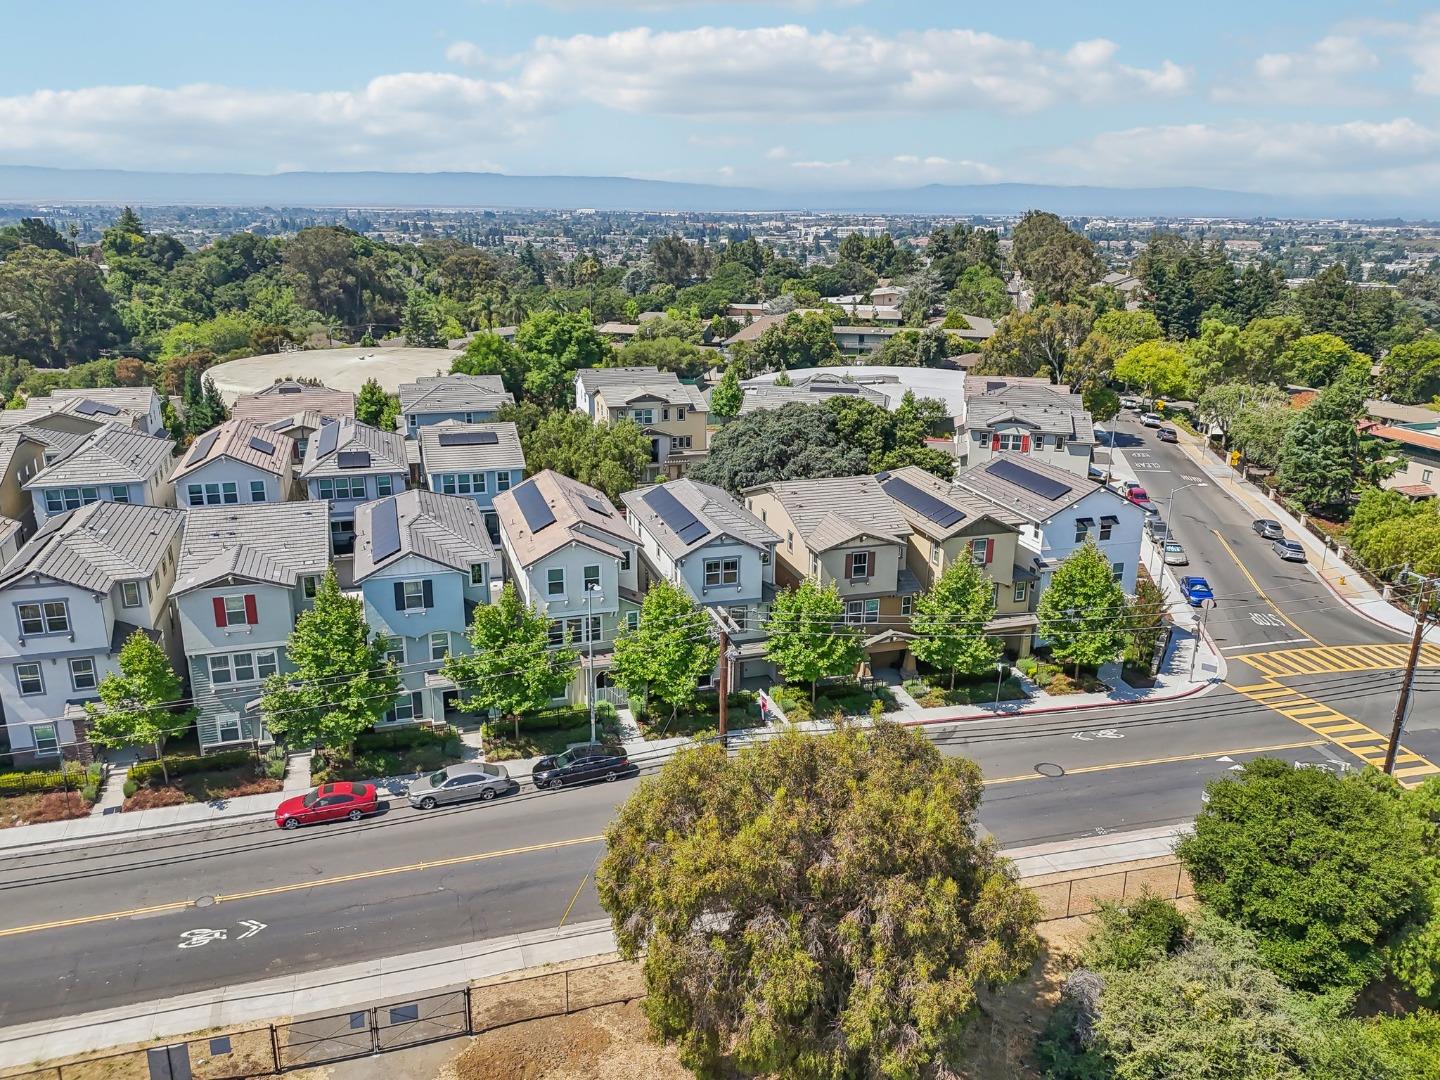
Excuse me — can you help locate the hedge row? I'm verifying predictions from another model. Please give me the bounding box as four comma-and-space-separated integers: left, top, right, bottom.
128, 748, 255, 788
0, 762, 103, 799
352, 724, 457, 753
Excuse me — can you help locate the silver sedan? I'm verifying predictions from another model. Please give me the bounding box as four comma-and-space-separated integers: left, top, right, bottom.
407, 762, 512, 809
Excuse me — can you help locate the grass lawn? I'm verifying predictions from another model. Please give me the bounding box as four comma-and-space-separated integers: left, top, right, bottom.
0, 790, 93, 828
904, 675, 1028, 708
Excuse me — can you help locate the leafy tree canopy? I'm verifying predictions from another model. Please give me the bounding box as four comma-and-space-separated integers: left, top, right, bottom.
520, 411, 650, 501
764, 579, 865, 701
1035, 541, 1130, 669
688, 402, 869, 493
610, 580, 718, 720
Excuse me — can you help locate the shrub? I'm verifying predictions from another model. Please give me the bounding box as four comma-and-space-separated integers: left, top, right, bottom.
1016, 656, 1039, 678
0, 762, 103, 798
263, 746, 289, 781
352, 724, 456, 753
128, 749, 254, 788
1080, 896, 1188, 972
122, 787, 190, 811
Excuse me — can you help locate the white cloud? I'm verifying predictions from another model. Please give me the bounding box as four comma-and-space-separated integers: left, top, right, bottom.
0, 76, 534, 172
516, 25, 1188, 117
1212, 34, 1382, 105
444, 40, 489, 67
791, 159, 851, 169
1048, 118, 1440, 194
765, 146, 791, 160
1404, 14, 1440, 95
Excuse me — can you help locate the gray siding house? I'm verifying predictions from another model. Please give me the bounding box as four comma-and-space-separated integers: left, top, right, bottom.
172, 503, 331, 752
349, 489, 495, 724
417, 421, 525, 542
26, 425, 175, 524
397, 375, 513, 437
0, 502, 185, 764
229, 380, 357, 460
170, 419, 297, 509
299, 417, 410, 555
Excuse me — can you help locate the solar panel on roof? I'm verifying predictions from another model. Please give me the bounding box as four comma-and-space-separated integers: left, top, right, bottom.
75, 399, 120, 416
881, 475, 965, 529
514, 481, 556, 533
315, 422, 340, 459
337, 450, 371, 469
187, 428, 219, 465
987, 457, 1073, 502
817, 385, 860, 394
370, 498, 401, 561
248, 436, 276, 456
644, 485, 708, 545
436, 431, 500, 447
579, 493, 612, 517
277, 385, 301, 394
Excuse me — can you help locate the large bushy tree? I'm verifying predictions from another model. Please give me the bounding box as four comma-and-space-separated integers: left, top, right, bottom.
86, 630, 193, 783
688, 402, 868, 494
520, 411, 649, 501
1010, 211, 1102, 303
597, 724, 1040, 1080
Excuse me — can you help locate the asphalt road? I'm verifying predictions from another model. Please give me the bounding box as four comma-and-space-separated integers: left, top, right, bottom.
1, 417, 1434, 1029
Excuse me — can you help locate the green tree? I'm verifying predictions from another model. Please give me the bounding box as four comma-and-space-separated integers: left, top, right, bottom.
1177, 759, 1430, 992
1381, 337, 1440, 404
442, 582, 576, 741
259, 568, 400, 753
765, 579, 864, 702
910, 559, 1002, 688
354, 377, 398, 429
0, 247, 124, 366
1279, 372, 1389, 511
1197, 382, 1290, 448
615, 336, 709, 380
452, 332, 525, 393
1070, 309, 1163, 391
1010, 210, 1102, 303
709, 364, 742, 419
1280, 333, 1369, 388
401, 289, 445, 348
1230, 399, 1297, 468
945, 263, 1012, 320
648, 234, 699, 287
597, 724, 1040, 1080
1036, 541, 1129, 672
520, 412, 649, 502
1237, 314, 1304, 386
1083, 386, 1121, 424
976, 303, 1092, 383
1114, 340, 1193, 401
610, 581, 718, 721
1124, 571, 1169, 671
688, 402, 868, 494
85, 630, 193, 784
753, 310, 839, 371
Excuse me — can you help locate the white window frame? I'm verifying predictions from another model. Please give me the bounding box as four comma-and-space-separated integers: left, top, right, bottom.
546, 568, 566, 597
496, 471, 512, 492
1074, 520, 1090, 543
1112, 561, 1125, 581
401, 580, 427, 611
18, 601, 69, 636
222, 594, 249, 627
900, 595, 914, 617
845, 599, 865, 625
703, 557, 740, 588
847, 551, 872, 580
121, 581, 142, 608
16, 662, 43, 696
1014, 581, 1028, 603
302, 575, 318, 600
382, 637, 405, 665
470, 563, 486, 586
969, 538, 988, 566
376, 474, 394, 498
429, 631, 450, 662
250, 480, 267, 502
996, 432, 1025, 451
31, 722, 59, 756
109, 485, 130, 504
1099, 519, 1114, 541
215, 713, 243, 744
69, 657, 97, 691
582, 564, 601, 592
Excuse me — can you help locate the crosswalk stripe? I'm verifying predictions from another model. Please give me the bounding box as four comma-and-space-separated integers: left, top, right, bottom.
1395, 764, 1440, 778
1234, 641, 1438, 678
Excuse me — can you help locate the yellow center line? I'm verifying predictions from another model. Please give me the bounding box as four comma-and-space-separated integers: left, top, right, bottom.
1210, 528, 1315, 643
0, 834, 606, 939
982, 740, 1322, 785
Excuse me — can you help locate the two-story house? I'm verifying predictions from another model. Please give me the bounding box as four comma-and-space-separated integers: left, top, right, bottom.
299, 417, 410, 555
952, 455, 1144, 600
229, 380, 357, 460
348, 490, 495, 725
417, 421, 526, 543
0, 430, 50, 537
574, 367, 709, 480
742, 475, 920, 675
958, 377, 1097, 475
26, 425, 175, 525
875, 465, 1037, 657
0, 502, 185, 764
172, 502, 331, 753
492, 470, 642, 705
621, 478, 780, 685
169, 419, 297, 510
46, 387, 167, 437
397, 375, 514, 438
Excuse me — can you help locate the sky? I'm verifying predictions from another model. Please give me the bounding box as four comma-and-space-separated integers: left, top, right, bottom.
2, 0, 1438, 197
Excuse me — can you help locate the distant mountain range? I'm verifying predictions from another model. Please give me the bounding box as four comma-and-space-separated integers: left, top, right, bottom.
0, 164, 1433, 221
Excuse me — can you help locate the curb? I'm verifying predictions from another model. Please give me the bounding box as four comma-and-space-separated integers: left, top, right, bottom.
897, 675, 1217, 729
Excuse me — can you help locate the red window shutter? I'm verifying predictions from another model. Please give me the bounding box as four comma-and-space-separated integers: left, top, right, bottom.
212, 597, 226, 628
985, 538, 995, 564
991, 432, 1000, 450
1020, 435, 1031, 453
244, 595, 259, 625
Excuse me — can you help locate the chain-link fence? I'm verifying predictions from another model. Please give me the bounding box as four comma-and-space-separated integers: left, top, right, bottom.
1030, 859, 1193, 921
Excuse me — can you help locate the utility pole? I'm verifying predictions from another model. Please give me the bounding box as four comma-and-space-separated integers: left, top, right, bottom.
1384, 586, 1433, 775
716, 625, 730, 747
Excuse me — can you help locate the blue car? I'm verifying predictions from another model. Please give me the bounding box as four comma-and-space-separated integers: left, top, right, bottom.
1180, 576, 1215, 606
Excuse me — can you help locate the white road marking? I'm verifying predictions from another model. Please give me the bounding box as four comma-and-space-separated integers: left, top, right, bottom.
237, 919, 266, 940
1220, 637, 1311, 651
178, 928, 227, 949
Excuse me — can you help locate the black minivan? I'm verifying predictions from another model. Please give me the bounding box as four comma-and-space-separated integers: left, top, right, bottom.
532, 742, 634, 790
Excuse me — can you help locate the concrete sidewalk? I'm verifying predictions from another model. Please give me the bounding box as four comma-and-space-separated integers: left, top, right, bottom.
0, 823, 1187, 1069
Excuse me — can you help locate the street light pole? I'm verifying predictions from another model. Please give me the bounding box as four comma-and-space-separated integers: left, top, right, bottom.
585, 583, 600, 743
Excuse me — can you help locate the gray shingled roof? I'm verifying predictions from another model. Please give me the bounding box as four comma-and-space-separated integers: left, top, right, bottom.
351, 489, 495, 581
300, 417, 409, 479
732, 381, 890, 415
0, 502, 184, 594
418, 421, 526, 474
575, 366, 664, 396
963, 377, 1096, 444
621, 479, 780, 561
952, 455, 1121, 522
170, 418, 296, 481
397, 374, 513, 415
49, 387, 161, 415
576, 366, 707, 411
15, 422, 95, 464
875, 465, 1025, 540
493, 469, 639, 569
0, 429, 45, 470
25, 425, 174, 489
174, 503, 331, 594
746, 476, 909, 552
262, 410, 334, 437
230, 381, 356, 426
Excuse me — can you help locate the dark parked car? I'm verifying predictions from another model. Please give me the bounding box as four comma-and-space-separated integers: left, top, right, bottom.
274, 782, 379, 830
1252, 518, 1285, 541
532, 742, 634, 790
1157, 426, 1178, 443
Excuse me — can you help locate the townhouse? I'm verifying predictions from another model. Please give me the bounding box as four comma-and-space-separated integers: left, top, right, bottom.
874, 465, 1036, 657
169, 418, 297, 509
574, 367, 708, 480
742, 475, 920, 675
347, 490, 495, 725
26, 425, 175, 525
0, 430, 49, 536
45, 387, 167, 436
0, 502, 185, 763
492, 470, 642, 705
958, 376, 1096, 475
1356, 414, 1440, 499
298, 417, 410, 555
229, 380, 357, 460
417, 421, 526, 544
730, 380, 891, 417
621, 478, 780, 684
172, 502, 331, 752
952, 455, 1144, 598
397, 374, 514, 437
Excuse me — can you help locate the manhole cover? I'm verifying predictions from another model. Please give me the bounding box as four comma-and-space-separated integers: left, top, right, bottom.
1033, 762, 1065, 779
194, 895, 216, 908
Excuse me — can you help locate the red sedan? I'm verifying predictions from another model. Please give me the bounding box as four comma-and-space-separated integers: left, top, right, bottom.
274, 782, 380, 829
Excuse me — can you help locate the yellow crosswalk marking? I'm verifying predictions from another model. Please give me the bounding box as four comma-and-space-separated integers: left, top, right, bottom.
1235, 641, 1437, 680
1230, 679, 1440, 787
